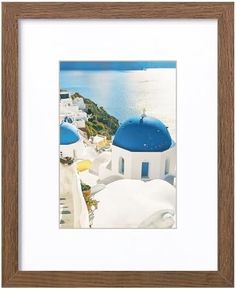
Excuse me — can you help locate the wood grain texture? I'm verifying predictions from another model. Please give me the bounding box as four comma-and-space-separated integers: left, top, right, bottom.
0, 2, 229, 19
2, 2, 19, 287
218, 3, 234, 286
2, 2, 234, 287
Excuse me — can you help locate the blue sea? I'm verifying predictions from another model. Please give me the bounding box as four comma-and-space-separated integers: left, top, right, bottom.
60, 69, 176, 140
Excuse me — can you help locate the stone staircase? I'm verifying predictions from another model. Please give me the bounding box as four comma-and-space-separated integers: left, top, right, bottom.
59, 192, 74, 229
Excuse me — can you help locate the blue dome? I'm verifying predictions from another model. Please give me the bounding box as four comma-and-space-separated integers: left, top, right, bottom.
60, 122, 80, 145
113, 116, 172, 152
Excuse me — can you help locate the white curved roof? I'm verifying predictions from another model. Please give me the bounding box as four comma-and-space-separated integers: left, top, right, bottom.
93, 179, 176, 228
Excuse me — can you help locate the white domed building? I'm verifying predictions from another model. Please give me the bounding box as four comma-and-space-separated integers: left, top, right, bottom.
111, 114, 176, 182
60, 122, 85, 159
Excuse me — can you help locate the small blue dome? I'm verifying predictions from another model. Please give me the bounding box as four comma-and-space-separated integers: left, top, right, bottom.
113, 116, 172, 152
60, 122, 80, 145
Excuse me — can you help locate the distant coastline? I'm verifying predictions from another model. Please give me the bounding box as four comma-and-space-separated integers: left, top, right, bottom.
60, 61, 176, 71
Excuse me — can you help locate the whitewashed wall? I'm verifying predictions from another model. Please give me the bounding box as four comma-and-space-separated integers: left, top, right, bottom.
60, 141, 85, 159
111, 145, 176, 180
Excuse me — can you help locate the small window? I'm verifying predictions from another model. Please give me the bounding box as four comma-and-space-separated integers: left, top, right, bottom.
165, 159, 170, 175
119, 157, 124, 175
141, 162, 149, 178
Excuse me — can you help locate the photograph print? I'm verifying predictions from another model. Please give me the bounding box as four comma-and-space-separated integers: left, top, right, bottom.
59, 61, 176, 229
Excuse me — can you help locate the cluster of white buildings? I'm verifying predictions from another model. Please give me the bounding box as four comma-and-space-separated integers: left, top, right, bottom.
60, 91, 88, 129
59, 91, 177, 229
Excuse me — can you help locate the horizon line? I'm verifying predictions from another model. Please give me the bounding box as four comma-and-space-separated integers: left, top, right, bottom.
60, 61, 176, 71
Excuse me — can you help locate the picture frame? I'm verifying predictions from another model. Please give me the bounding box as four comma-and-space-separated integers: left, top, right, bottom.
2, 2, 234, 287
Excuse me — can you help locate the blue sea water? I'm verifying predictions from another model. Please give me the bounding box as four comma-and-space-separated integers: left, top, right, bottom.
60, 69, 176, 139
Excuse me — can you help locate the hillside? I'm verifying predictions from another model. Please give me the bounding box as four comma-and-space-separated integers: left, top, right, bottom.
71, 92, 119, 139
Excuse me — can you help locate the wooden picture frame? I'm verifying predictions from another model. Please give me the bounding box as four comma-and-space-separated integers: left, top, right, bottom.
2, 2, 234, 287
